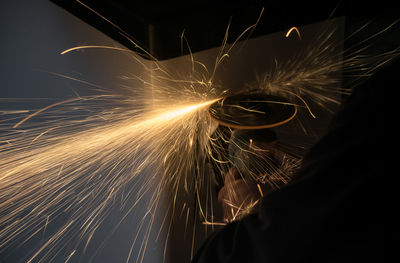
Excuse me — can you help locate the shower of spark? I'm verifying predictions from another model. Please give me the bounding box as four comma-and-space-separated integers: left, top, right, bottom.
0, 93, 220, 262
1, 4, 399, 263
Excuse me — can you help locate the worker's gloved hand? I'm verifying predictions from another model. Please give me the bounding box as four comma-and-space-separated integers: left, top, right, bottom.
217, 167, 262, 222
218, 136, 295, 222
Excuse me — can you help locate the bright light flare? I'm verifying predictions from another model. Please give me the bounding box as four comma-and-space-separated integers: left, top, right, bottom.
148, 99, 219, 123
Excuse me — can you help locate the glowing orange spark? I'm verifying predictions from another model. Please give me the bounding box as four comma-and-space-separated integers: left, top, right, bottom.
60, 45, 131, 55
13, 96, 105, 128
257, 184, 264, 197
286, 26, 302, 40
13, 97, 83, 128
31, 127, 58, 144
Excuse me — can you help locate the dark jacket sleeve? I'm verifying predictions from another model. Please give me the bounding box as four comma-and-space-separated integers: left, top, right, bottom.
192, 58, 397, 263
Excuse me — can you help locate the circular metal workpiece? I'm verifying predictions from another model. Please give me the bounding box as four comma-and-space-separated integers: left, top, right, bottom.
208, 93, 297, 129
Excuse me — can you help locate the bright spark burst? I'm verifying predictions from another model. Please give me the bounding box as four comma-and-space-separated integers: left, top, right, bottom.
0, 88, 219, 261
0, 8, 399, 263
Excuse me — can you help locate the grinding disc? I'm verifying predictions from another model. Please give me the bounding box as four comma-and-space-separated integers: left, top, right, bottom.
208, 94, 297, 129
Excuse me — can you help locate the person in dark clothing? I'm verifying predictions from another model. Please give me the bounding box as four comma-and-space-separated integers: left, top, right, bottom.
192, 52, 397, 262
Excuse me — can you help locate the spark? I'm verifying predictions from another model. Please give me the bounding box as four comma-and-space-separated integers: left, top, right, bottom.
60, 45, 132, 55
13, 96, 106, 128
65, 250, 76, 263
286, 26, 302, 40
257, 184, 264, 197
30, 127, 58, 144
0, 110, 30, 114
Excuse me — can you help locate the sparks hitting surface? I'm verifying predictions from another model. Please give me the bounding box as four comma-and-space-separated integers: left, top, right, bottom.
1, 11, 399, 263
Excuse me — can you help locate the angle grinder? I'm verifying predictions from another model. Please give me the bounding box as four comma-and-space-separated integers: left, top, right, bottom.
208, 93, 298, 187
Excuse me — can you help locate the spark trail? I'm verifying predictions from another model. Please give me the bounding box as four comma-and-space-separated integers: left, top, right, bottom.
0, 96, 218, 262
